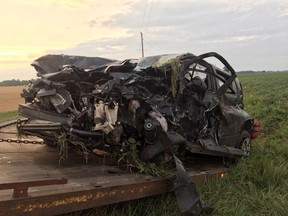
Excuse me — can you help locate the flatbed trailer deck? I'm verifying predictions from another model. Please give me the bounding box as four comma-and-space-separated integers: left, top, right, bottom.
0, 125, 227, 216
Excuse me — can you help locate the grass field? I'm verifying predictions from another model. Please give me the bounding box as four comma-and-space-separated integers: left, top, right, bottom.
1, 73, 288, 215
197, 72, 288, 216
0, 111, 20, 123
63, 72, 288, 216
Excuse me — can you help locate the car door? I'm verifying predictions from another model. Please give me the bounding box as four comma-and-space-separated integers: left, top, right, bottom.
214, 69, 244, 108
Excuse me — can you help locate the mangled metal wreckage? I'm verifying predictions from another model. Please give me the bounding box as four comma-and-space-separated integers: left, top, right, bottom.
19, 52, 258, 160
18, 52, 259, 215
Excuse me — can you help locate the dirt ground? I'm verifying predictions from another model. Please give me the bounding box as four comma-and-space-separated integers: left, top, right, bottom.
0, 86, 26, 112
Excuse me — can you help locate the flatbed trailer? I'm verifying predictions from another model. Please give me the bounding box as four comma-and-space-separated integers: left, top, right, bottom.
0, 125, 227, 216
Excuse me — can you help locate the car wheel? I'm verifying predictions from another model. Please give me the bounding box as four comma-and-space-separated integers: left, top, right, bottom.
237, 131, 251, 156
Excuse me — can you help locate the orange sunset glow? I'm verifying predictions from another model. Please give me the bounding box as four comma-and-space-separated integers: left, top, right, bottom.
0, 0, 287, 80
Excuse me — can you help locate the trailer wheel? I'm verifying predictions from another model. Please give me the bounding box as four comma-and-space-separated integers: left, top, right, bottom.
237, 130, 251, 156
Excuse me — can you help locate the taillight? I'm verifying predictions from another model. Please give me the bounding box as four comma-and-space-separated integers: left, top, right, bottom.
251, 122, 261, 139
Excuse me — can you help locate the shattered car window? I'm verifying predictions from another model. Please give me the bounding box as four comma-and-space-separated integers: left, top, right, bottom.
216, 76, 225, 88
216, 70, 239, 94
189, 63, 207, 72
185, 71, 207, 81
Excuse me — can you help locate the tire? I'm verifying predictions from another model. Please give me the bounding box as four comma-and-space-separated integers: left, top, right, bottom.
237, 130, 251, 156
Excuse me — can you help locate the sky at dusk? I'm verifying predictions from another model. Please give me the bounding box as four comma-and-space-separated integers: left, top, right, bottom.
0, 0, 287, 81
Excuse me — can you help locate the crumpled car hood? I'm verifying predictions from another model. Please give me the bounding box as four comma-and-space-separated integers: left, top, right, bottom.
31, 54, 118, 76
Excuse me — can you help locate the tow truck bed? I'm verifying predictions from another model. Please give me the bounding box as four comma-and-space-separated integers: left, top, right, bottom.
0, 126, 227, 216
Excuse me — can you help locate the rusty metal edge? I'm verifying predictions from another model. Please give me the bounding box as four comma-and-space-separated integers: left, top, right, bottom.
0, 168, 226, 216
0, 178, 68, 199
0, 178, 68, 190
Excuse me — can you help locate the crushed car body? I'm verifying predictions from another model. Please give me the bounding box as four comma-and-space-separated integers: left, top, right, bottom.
17, 52, 261, 215
19, 52, 259, 162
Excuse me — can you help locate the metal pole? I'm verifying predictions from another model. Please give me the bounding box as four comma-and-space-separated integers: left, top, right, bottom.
140, 32, 144, 57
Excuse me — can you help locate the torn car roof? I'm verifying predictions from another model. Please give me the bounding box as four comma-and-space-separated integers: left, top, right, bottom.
31, 54, 118, 76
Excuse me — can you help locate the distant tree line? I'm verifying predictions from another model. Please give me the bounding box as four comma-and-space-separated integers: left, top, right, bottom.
1, 70, 287, 86
237, 70, 288, 74
0, 79, 32, 86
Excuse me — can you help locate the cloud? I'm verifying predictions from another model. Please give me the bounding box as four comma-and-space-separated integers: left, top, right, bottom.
88, 20, 97, 28
1, 0, 285, 77
276, 1, 288, 17
202, 35, 258, 44
49, 34, 141, 60
17, 0, 93, 10
51, 0, 288, 71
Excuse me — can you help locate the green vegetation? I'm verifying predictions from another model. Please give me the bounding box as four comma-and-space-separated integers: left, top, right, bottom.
65, 193, 180, 216
200, 72, 287, 215
237, 70, 288, 74
0, 111, 20, 123
118, 138, 175, 178
0, 79, 32, 86
2, 73, 287, 215
64, 72, 288, 215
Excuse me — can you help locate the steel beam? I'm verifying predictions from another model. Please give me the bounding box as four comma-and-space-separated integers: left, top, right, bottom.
0, 169, 226, 216
0, 178, 67, 198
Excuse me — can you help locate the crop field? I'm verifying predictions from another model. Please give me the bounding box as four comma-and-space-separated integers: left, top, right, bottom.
0, 86, 24, 122
0, 86, 25, 112
1, 72, 288, 215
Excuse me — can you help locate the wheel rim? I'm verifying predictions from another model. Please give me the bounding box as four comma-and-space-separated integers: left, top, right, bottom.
240, 137, 251, 156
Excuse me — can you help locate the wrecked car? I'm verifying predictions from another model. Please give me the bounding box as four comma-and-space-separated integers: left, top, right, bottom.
18, 52, 259, 163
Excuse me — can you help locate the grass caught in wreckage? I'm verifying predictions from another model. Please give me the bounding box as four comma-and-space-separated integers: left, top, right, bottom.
62, 72, 288, 216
